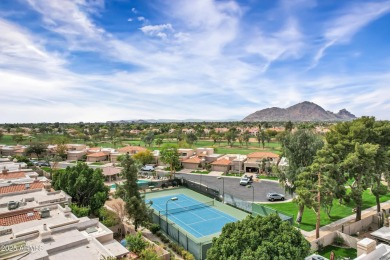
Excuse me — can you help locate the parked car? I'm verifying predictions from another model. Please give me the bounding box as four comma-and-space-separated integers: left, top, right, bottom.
37, 161, 50, 167
141, 165, 155, 171
267, 193, 285, 201
239, 175, 253, 186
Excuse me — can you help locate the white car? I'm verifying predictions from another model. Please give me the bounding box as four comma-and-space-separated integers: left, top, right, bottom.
141, 165, 155, 171
239, 176, 252, 186
267, 193, 285, 201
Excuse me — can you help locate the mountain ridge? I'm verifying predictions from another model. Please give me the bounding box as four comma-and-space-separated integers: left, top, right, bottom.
242, 101, 356, 122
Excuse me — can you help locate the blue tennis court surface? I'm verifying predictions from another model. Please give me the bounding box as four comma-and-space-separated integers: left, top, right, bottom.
148, 194, 237, 238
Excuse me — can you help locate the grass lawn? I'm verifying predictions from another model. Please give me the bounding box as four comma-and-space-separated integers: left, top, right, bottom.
318, 245, 357, 259
263, 189, 390, 231
257, 175, 279, 181
191, 170, 210, 174
123, 139, 281, 155
90, 162, 105, 165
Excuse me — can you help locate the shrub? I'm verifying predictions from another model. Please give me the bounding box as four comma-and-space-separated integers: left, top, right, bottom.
126, 232, 148, 255
140, 247, 159, 260
98, 207, 120, 227
149, 224, 160, 234
69, 204, 90, 217
333, 235, 345, 246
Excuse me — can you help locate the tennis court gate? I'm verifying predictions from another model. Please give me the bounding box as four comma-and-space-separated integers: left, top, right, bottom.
224, 193, 294, 225
151, 211, 211, 260
181, 178, 221, 201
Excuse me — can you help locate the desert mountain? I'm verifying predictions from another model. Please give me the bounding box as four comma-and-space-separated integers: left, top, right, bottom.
242, 101, 356, 122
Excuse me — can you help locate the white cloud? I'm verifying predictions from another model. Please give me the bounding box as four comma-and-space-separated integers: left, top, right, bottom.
246, 18, 303, 72
1, 0, 390, 123
140, 23, 173, 39
137, 16, 145, 21
311, 0, 390, 68
131, 7, 137, 14
127, 18, 133, 22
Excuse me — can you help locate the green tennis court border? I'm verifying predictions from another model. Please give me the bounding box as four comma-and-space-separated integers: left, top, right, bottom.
144, 187, 249, 259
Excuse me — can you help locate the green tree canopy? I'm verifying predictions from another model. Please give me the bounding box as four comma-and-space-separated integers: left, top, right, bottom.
133, 150, 155, 166
52, 162, 109, 213
25, 142, 47, 160
119, 154, 151, 230
160, 144, 180, 178
207, 214, 310, 260
278, 129, 324, 223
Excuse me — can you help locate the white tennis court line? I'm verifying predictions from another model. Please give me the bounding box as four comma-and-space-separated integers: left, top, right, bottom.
169, 214, 204, 237
150, 194, 238, 237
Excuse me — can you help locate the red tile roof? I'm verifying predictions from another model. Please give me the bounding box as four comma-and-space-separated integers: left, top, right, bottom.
0, 171, 26, 179
182, 157, 202, 164
247, 152, 279, 159
0, 182, 44, 194
211, 158, 231, 166
118, 146, 147, 153
87, 152, 107, 157
0, 210, 41, 226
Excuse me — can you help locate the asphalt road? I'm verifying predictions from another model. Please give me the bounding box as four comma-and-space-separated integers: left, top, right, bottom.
176, 173, 291, 202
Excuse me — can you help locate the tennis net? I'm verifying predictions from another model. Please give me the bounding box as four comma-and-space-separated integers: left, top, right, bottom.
159, 200, 214, 216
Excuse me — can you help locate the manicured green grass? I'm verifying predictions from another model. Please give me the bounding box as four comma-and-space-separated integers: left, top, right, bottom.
124, 139, 282, 155
191, 170, 210, 174
257, 175, 279, 181
263, 189, 390, 231
41, 167, 52, 172
318, 245, 357, 259
90, 162, 105, 165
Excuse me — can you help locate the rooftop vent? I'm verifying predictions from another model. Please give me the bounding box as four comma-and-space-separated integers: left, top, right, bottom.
27, 212, 34, 217
25, 183, 30, 190
40, 208, 50, 218
7, 201, 19, 210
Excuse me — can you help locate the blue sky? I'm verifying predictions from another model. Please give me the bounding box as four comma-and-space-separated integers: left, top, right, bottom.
1, 0, 390, 123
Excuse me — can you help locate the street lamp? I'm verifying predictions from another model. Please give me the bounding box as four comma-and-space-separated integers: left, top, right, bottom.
165, 197, 178, 233
247, 185, 254, 203
217, 177, 225, 202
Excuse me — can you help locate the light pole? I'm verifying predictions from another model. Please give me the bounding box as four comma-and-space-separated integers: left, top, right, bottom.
217, 176, 225, 202
165, 197, 178, 233
247, 185, 254, 203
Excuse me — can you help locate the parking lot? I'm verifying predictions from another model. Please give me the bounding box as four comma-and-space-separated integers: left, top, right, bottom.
176, 173, 292, 203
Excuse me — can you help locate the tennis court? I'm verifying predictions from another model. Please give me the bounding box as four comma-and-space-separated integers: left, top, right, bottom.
148, 194, 237, 238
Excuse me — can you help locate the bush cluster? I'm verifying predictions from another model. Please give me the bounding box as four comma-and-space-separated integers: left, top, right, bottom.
155, 231, 194, 260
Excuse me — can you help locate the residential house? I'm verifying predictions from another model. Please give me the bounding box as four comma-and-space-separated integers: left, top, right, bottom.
355, 237, 390, 259
111, 145, 148, 163
0, 145, 27, 157
231, 155, 247, 173
244, 152, 280, 173
204, 154, 223, 163
178, 149, 195, 160
86, 152, 108, 163
0, 203, 128, 259
182, 157, 203, 170
210, 158, 232, 173
66, 144, 87, 161
196, 148, 214, 157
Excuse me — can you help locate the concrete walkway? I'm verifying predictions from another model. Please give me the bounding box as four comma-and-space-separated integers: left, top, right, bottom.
301, 200, 390, 241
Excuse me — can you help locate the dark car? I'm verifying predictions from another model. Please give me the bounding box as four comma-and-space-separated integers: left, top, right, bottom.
37, 161, 50, 167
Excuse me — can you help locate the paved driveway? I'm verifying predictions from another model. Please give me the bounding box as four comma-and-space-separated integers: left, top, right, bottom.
176, 173, 291, 203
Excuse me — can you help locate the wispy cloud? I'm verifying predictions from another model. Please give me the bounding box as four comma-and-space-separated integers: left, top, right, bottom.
310, 0, 390, 68
1, 0, 390, 122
